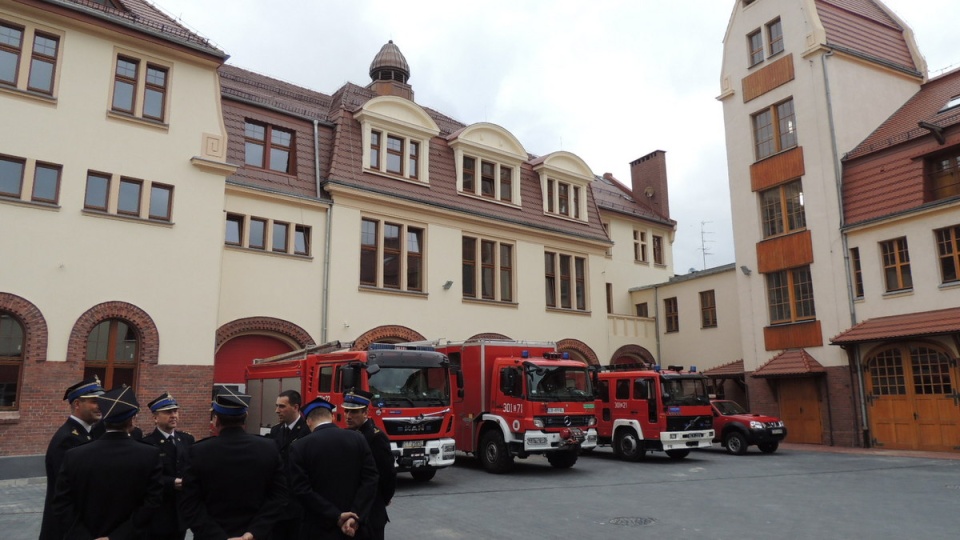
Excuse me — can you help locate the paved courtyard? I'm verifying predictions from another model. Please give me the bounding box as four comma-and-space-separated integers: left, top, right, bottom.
3, 444, 958, 540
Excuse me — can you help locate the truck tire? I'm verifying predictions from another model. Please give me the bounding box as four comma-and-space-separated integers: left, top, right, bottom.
479, 431, 514, 474
666, 449, 690, 460
724, 431, 748, 455
410, 468, 437, 482
758, 442, 779, 454
546, 450, 578, 469
614, 428, 646, 462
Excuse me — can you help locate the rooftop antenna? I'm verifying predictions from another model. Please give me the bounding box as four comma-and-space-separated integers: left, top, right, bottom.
699, 221, 714, 270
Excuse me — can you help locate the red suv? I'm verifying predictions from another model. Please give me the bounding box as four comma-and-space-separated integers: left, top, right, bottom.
710, 400, 786, 455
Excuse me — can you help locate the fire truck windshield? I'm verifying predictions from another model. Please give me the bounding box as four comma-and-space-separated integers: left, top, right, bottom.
367, 365, 450, 407
525, 366, 593, 402
660, 377, 710, 407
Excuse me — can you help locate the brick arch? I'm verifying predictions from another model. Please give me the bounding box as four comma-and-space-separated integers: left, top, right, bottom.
215, 317, 315, 352
0, 292, 47, 363
610, 344, 655, 367
556, 338, 599, 366
352, 325, 426, 351
467, 332, 512, 341
68, 301, 160, 365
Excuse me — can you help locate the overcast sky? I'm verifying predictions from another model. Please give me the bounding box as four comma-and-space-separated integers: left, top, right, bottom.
152, 0, 957, 274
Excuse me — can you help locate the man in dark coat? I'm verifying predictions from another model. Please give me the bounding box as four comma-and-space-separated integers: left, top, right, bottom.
39, 376, 104, 540
289, 396, 379, 540
268, 389, 309, 540
141, 392, 195, 540
180, 390, 287, 540
343, 391, 396, 540
51, 385, 163, 539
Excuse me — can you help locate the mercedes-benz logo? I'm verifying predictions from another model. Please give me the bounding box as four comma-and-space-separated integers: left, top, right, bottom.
563, 416, 572, 426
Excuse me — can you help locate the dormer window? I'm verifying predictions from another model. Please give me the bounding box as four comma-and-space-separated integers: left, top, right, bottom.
448, 122, 526, 206
355, 96, 439, 184
532, 151, 593, 222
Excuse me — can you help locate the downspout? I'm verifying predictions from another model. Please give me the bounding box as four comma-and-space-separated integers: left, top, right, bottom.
314, 119, 332, 343
653, 285, 661, 366
822, 49, 864, 445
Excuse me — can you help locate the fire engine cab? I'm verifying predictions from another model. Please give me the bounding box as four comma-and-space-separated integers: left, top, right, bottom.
594, 364, 714, 460
245, 342, 458, 481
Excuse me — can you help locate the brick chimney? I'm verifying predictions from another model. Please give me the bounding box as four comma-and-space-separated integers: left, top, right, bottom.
630, 150, 670, 219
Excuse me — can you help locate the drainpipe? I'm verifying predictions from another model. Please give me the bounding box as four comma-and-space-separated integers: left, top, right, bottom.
653, 285, 661, 366
314, 119, 332, 343
822, 49, 866, 445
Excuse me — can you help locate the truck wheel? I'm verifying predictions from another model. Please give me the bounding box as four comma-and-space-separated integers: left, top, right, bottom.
546, 450, 578, 469
724, 431, 748, 455
666, 449, 690, 460
758, 442, 779, 454
410, 469, 437, 482
614, 428, 645, 462
479, 431, 514, 474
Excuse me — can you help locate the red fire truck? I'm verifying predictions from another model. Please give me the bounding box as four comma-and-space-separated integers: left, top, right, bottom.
426, 339, 598, 474
594, 364, 714, 461
245, 342, 458, 481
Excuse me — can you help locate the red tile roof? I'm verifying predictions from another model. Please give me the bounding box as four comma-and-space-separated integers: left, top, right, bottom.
814, 0, 919, 76
702, 359, 744, 377
831, 307, 960, 345
846, 67, 960, 159
751, 349, 825, 378
54, 0, 225, 58
219, 65, 333, 122
592, 174, 674, 227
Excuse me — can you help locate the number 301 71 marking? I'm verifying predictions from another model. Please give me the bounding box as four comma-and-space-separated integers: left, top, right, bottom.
502, 403, 523, 414
614, 402, 628, 409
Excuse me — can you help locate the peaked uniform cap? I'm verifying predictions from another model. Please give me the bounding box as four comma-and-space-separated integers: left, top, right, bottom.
98, 386, 140, 423
302, 396, 336, 416
63, 376, 105, 402
212, 389, 250, 416
148, 392, 179, 412
342, 390, 374, 410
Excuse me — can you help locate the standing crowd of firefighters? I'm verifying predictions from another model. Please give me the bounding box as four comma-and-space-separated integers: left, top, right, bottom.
39, 376, 397, 540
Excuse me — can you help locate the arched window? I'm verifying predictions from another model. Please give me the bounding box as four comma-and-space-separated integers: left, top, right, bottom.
0, 312, 24, 409
84, 319, 138, 389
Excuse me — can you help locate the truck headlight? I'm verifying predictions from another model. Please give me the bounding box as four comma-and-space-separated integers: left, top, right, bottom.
750, 420, 764, 430
587, 416, 597, 426
533, 418, 544, 428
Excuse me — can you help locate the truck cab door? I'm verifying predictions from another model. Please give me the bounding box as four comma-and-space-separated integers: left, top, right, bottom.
494, 367, 524, 435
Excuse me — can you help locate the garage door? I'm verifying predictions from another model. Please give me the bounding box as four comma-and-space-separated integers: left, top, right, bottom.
866, 344, 960, 452
778, 378, 823, 444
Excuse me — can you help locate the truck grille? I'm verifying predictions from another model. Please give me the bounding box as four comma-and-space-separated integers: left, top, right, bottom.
536, 415, 593, 428
665, 416, 712, 432
382, 417, 443, 436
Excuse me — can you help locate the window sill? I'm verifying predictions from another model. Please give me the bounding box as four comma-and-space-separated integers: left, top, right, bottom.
543, 211, 588, 225
938, 280, 960, 291
358, 285, 428, 299
106, 110, 169, 132
82, 208, 174, 227
754, 145, 799, 164
0, 84, 57, 106
654, 263, 667, 268
458, 190, 521, 209
881, 288, 913, 299
545, 306, 591, 316
0, 410, 20, 424
364, 168, 428, 186
462, 297, 518, 308
224, 244, 313, 260
634, 260, 650, 266
0, 196, 61, 211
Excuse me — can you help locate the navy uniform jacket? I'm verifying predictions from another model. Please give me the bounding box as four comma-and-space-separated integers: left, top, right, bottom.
180, 426, 287, 540
141, 428, 195, 536
288, 423, 379, 540
358, 418, 396, 531
269, 416, 309, 523
40, 417, 97, 540
52, 431, 163, 539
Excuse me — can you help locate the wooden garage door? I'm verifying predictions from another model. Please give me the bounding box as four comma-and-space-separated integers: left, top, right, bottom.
778, 378, 823, 444
866, 344, 960, 452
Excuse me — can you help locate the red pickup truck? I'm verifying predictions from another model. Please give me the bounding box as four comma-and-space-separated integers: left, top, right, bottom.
710, 399, 786, 455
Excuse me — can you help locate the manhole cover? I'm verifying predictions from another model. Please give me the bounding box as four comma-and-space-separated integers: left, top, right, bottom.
609, 517, 656, 527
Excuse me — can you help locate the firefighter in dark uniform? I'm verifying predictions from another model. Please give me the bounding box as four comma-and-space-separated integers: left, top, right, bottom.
51, 385, 164, 539
268, 389, 310, 540
289, 396, 379, 540
141, 392, 195, 540
343, 391, 396, 540
39, 376, 105, 540
180, 390, 287, 540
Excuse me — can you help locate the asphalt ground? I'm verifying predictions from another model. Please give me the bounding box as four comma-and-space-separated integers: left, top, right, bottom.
3, 443, 958, 540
